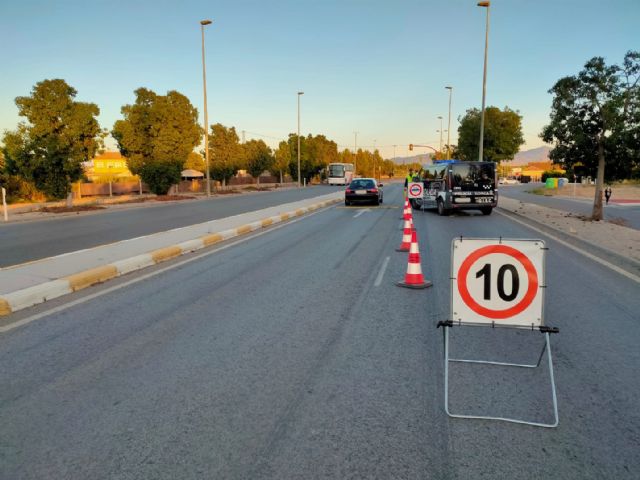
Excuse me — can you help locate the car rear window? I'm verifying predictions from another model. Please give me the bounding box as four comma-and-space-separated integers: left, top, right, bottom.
349, 180, 375, 189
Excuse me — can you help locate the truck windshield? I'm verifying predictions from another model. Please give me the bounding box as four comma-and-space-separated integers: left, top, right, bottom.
451, 163, 495, 189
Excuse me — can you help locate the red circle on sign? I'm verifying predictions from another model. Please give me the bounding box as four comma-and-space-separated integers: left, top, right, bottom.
409, 184, 422, 196
457, 244, 538, 320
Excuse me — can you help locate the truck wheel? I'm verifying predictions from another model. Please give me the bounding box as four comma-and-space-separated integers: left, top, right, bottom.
481, 207, 493, 215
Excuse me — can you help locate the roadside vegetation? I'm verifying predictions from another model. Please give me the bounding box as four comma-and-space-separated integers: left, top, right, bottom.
1, 51, 638, 212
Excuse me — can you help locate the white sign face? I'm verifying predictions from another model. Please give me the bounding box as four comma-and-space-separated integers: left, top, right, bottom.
451, 238, 545, 327
408, 182, 423, 199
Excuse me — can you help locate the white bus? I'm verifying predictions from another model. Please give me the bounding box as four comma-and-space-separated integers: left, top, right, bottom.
327, 163, 355, 185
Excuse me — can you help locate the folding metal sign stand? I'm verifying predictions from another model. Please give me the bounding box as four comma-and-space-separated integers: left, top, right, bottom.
437, 321, 559, 428
440, 237, 560, 428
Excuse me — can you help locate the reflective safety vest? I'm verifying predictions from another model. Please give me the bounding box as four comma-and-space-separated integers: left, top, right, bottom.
405, 174, 413, 185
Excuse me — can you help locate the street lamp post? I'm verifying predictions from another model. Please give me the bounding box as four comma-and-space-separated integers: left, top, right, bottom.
478, 1, 490, 162
353, 131, 359, 175
445, 86, 453, 159
373, 139, 377, 180
200, 19, 213, 196
437, 116, 443, 157
297, 91, 304, 187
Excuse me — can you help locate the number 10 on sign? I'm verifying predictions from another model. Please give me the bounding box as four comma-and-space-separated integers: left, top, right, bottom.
451, 238, 546, 327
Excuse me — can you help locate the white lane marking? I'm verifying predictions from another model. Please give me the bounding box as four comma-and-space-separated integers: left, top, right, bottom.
495, 209, 640, 284
0, 208, 330, 334
353, 209, 369, 218
374, 256, 390, 287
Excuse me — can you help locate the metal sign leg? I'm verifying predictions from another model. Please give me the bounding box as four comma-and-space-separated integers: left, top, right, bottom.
443, 327, 559, 428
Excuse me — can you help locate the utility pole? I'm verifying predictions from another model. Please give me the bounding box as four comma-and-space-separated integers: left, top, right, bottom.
200, 19, 213, 196
297, 91, 304, 187
445, 86, 453, 159
478, 1, 490, 162
242, 130, 245, 144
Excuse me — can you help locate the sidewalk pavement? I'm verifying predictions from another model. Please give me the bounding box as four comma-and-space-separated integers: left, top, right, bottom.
0, 191, 343, 316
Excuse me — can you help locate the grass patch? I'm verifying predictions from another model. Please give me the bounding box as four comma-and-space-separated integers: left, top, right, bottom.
38, 205, 106, 214
153, 195, 195, 201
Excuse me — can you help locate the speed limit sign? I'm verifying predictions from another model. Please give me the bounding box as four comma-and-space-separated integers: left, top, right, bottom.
451, 238, 545, 327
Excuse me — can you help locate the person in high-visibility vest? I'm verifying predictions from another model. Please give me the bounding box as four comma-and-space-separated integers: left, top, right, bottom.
404, 169, 414, 197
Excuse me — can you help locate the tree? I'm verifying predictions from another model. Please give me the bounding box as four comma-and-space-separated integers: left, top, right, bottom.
183, 151, 205, 172
112, 88, 201, 195
457, 106, 524, 163
207, 124, 244, 186
274, 141, 291, 183
541, 51, 640, 220
244, 139, 274, 183
1, 79, 103, 198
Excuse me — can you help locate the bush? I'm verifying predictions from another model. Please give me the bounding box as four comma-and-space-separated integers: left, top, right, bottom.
0, 174, 46, 203
140, 163, 182, 195
541, 170, 565, 182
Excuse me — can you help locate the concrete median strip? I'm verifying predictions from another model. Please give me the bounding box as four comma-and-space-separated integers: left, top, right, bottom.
0, 197, 341, 316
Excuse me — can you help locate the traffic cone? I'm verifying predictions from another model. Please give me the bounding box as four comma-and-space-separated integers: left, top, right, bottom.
403, 202, 412, 221
396, 219, 412, 251
396, 230, 433, 289
400, 198, 410, 219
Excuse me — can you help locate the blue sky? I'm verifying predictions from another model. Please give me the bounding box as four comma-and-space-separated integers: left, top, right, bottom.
1, 0, 638, 159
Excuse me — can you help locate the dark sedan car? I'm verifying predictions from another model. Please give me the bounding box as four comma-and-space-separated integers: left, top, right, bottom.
345, 178, 383, 206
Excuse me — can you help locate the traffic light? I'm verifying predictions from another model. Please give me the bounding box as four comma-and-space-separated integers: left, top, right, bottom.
409, 144, 413, 151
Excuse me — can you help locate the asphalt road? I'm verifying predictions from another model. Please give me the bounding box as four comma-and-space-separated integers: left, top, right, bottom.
499, 183, 640, 229
0, 186, 342, 268
1, 184, 638, 479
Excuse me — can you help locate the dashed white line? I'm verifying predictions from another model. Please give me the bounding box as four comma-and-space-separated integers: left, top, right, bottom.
374, 256, 390, 287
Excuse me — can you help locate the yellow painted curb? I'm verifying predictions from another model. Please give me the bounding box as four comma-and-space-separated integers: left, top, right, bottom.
237, 225, 252, 235
295, 209, 305, 216
66, 265, 118, 291
280, 213, 290, 221
0, 298, 12, 316
202, 233, 224, 246
151, 246, 183, 263
261, 218, 273, 227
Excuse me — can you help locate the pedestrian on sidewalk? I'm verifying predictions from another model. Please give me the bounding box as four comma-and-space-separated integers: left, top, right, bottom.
605, 186, 612, 205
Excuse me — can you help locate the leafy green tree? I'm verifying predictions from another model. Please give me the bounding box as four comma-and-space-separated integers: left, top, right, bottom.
183, 151, 205, 172
205, 124, 244, 186
457, 106, 524, 163
244, 139, 274, 183
274, 141, 291, 183
541, 51, 640, 220
1, 79, 103, 198
112, 88, 201, 195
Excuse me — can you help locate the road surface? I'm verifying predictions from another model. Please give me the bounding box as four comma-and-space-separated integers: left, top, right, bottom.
1, 184, 638, 479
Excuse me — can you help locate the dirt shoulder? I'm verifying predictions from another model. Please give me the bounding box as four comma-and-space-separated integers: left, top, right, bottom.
498, 196, 640, 265
536, 183, 640, 201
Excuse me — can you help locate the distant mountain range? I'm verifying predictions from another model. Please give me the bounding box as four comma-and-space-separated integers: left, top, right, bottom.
390, 146, 551, 166
512, 146, 551, 165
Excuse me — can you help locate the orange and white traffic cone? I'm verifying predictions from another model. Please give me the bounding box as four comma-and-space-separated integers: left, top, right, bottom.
396, 230, 432, 289
403, 202, 412, 221
400, 198, 410, 220
396, 219, 412, 251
